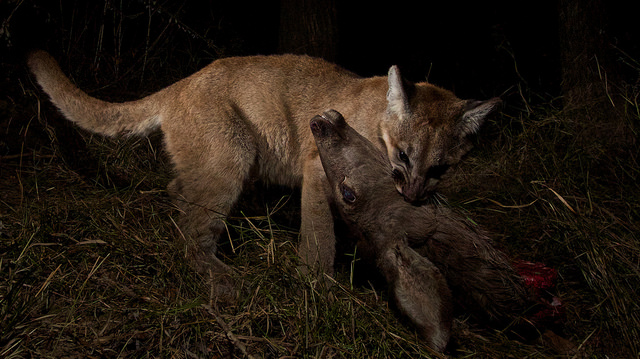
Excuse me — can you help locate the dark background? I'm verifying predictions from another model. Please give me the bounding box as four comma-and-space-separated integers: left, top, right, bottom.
3, 0, 637, 102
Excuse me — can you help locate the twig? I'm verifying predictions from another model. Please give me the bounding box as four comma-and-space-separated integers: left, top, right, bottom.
202, 304, 256, 359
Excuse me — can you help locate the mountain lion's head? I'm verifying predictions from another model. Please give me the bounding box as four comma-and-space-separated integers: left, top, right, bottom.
380, 66, 501, 204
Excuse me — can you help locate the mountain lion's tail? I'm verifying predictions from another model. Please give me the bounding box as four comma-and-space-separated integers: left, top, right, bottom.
28, 50, 164, 136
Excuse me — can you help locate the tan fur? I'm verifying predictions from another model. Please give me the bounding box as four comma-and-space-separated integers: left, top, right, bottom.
28, 50, 499, 277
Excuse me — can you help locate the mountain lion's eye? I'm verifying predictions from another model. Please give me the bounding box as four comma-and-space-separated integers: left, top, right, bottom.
398, 151, 410, 165
340, 184, 356, 203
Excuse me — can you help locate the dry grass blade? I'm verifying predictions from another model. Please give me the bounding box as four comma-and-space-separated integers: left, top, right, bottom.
486, 197, 538, 209
34, 264, 62, 298
536, 182, 577, 214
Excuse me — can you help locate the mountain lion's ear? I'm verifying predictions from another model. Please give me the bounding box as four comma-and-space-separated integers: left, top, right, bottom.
460, 97, 502, 136
386, 66, 412, 118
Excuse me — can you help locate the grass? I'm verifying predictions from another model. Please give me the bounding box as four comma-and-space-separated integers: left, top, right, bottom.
0, 127, 445, 357
2, 67, 638, 358
442, 82, 640, 357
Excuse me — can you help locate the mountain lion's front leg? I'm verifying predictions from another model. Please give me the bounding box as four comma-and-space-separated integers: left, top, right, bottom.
299, 156, 336, 277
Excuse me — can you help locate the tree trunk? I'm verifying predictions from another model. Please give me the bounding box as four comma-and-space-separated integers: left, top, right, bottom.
558, 0, 629, 148
278, 0, 338, 61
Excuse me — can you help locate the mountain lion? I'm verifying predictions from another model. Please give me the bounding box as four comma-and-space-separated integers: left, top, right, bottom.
28, 50, 501, 278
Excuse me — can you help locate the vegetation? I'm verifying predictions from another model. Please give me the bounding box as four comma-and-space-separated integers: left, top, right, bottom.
1, 1, 638, 357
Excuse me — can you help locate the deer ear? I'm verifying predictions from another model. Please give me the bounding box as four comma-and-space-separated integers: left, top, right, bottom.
386, 66, 411, 118
377, 243, 452, 352
460, 97, 502, 136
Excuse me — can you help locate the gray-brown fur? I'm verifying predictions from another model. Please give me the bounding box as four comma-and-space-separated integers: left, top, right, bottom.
310, 110, 529, 347
379, 241, 452, 352
28, 51, 500, 281
403, 205, 530, 319
311, 110, 452, 350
